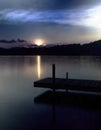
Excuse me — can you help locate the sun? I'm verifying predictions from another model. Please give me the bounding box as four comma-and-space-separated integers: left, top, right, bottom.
34, 39, 45, 46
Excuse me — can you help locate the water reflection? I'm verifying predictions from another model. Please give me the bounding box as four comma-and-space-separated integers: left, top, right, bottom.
37, 56, 41, 79
1, 56, 101, 130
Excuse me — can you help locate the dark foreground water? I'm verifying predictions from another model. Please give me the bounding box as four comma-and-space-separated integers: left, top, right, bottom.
0, 56, 101, 130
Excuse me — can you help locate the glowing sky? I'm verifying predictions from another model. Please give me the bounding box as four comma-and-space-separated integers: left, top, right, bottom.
0, 0, 101, 44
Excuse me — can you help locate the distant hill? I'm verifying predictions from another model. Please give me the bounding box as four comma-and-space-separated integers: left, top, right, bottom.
0, 39, 101, 55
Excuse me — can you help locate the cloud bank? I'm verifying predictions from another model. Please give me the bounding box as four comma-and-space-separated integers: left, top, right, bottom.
0, 6, 101, 29
0, 0, 101, 44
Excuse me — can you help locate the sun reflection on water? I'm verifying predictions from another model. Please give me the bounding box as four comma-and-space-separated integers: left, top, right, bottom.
37, 56, 41, 79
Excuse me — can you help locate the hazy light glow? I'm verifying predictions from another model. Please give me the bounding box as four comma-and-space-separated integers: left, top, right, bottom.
34, 39, 45, 46
85, 6, 101, 28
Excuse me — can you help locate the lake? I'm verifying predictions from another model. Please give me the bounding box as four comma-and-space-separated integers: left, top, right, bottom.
0, 55, 101, 130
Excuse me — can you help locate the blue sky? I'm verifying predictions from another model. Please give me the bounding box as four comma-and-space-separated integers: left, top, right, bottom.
0, 0, 101, 45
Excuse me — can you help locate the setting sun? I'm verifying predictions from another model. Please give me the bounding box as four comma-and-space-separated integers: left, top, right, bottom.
34, 39, 45, 46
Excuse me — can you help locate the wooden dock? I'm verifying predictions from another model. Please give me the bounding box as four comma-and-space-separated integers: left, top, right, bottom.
34, 78, 101, 92
34, 64, 101, 93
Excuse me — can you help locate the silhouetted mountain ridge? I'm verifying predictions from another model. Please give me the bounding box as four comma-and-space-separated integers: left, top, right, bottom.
0, 39, 101, 55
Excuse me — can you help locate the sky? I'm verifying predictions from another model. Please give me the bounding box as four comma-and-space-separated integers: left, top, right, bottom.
0, 0, 101, 46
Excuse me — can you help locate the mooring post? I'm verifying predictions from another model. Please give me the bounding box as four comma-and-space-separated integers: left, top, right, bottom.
52, 64, 55, 92
66, 72, 68, 79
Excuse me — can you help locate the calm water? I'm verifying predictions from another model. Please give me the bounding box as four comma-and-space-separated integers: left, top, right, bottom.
0, 55, 101, 130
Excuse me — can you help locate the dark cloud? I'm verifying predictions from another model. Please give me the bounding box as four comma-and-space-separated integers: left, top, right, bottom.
51, 0, 101, 10
0, 0, 100, 10
30, 0, 100, 10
